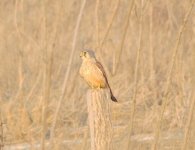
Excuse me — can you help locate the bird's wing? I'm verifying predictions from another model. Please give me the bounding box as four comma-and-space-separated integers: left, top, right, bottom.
95, 61, 108, 84
95, 60, 117, 102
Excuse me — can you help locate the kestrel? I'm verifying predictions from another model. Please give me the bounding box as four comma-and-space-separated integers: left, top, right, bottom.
79, 50, 117, 102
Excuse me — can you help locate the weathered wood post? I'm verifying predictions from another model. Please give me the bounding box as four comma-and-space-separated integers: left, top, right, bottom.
87, 89, 113, 150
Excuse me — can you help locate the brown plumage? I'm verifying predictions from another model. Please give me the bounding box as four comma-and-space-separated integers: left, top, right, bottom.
79, 50, 117, 102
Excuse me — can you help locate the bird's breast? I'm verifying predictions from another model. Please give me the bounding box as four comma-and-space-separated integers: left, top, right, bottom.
79, 61, 106, 88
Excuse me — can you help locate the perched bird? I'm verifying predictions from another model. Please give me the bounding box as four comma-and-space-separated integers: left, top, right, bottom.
79, 50, 117, 102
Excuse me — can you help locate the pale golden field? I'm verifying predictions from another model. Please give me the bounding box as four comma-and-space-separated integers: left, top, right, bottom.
0, 0, 195, 149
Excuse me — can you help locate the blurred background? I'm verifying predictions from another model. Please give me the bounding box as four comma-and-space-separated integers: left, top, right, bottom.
0, 0, 195, 149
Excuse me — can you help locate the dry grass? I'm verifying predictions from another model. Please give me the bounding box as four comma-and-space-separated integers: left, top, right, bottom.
0, 0, 195, 149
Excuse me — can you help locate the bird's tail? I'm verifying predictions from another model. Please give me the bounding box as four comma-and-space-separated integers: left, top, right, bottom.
111, 94, 117, 102
109, 88, 117, 102
103, 73, 117, 102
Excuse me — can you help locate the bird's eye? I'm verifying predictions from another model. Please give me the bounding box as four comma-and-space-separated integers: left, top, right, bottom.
83, 51, 87, 56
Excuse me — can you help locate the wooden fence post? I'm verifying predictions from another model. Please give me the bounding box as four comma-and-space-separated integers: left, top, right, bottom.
87, 89, 113, 150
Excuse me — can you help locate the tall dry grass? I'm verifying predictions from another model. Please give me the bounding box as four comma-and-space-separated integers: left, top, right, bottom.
0, 0, 195, 149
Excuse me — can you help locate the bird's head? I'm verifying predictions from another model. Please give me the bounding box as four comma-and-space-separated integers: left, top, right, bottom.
80, 50, 96, 60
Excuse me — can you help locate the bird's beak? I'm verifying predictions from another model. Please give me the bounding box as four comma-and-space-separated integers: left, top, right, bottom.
80, 52, 83, 57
